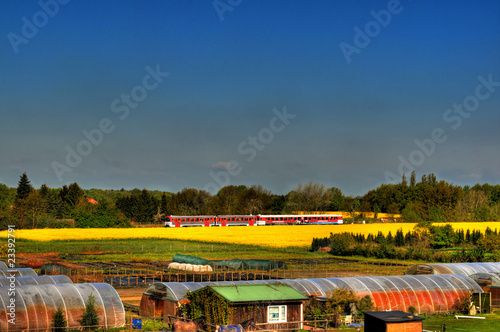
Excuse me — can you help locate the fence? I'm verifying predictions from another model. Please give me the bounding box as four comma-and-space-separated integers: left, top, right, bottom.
54, 259, 413, 287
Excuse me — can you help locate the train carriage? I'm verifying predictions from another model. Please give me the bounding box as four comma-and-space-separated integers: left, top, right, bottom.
216, 215, 257, 226
256, 214, 343, 225
164, 215, 217, 227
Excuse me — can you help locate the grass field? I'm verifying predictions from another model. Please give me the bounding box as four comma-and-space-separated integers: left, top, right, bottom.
3, 222, 499, 248
422, 313, 500, 332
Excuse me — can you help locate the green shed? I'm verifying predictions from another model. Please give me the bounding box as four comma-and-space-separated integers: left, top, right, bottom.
188, 284, 308, 330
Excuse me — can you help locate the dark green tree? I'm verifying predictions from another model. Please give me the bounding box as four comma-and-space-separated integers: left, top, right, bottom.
16, 172, 33, 201
160, 192, 169, 215
52, 306, 67, 332
78, 294, 100, 330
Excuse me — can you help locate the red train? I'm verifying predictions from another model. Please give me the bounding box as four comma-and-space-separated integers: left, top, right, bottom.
164, 214, 343, 227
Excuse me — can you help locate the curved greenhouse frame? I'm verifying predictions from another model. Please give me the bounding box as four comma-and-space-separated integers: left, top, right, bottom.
0, 283, 125, 331
142, 274, 482, 315
0, 268, 37, 278
469, 272, 500, 287
405, 263, 500, 275
0, 275, 72, 287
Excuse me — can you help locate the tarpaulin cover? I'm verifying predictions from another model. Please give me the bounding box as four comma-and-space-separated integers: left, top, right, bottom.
172, 254, 286, 270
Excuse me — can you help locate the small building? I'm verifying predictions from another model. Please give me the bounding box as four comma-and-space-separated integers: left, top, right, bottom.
189, 284, 308, 330
363, 311, 424, 332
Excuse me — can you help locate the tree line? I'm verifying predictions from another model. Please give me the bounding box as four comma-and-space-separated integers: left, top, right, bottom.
311, 226, 500, 263
0, 171, 499, 229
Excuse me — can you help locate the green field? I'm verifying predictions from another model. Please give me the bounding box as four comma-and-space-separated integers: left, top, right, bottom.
423, 313, 500, 332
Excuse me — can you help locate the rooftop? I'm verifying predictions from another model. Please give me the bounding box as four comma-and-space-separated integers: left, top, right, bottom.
203, 283, 308, 303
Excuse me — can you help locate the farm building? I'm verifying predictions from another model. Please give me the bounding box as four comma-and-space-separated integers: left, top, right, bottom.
0, 275, 72, 286
0, 268, 37, 278
0, 283, 125, 331
140, 274, 482, 317
405, 262, 500, 275
188, 284, 308, 330
363, 311, 424, 332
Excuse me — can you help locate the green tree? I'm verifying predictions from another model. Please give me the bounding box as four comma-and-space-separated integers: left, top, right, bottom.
160, 192, 169, 215
410, 171, 416, 187
401, 173, 407, 186
78, 294, 100, 330
24, 189, 45, 228
52, 306, 67, 332
328, 187, 344, 211
16, 172, 33, 201
286, 182, 333, 212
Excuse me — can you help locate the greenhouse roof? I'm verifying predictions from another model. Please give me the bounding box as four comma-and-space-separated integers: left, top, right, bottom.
0, 268, 37, 278
405, 263, 500, 276
0, 275, 71, 287
206, 284, 308, 302
469, 272, 500, 287
145, 273, 483, 313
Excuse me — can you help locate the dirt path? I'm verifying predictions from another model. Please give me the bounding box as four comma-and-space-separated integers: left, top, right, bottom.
116, 287, 147, 306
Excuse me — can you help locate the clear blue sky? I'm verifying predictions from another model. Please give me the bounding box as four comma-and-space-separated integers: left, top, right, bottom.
1, 0, 499, 196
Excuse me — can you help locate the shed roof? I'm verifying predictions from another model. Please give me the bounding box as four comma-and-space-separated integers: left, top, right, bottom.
204, 284, 308, 302
364, 310, 424, 323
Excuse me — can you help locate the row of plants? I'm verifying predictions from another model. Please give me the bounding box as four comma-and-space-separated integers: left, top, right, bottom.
312, 226, 500, 262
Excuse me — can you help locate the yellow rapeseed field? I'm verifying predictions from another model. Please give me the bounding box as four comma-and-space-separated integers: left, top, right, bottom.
2, 222, 499, 248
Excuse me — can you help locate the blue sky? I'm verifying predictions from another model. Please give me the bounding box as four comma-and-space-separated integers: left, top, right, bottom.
1, 0, 499, 196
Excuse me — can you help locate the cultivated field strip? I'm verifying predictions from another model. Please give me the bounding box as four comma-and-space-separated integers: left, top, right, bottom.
4, 222, 500, 247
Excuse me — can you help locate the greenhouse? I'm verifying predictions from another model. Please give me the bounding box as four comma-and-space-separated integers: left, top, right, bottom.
0, 283, 125, 331
0, 268, 37, 278
469, 272, 500, 309
140, 274, 482, 316
405, 263, 500, 276
0, 275, 72, 287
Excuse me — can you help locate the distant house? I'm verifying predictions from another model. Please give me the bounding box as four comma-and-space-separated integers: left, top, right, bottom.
87, 198, 99, 205
188, 284, 308, 330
